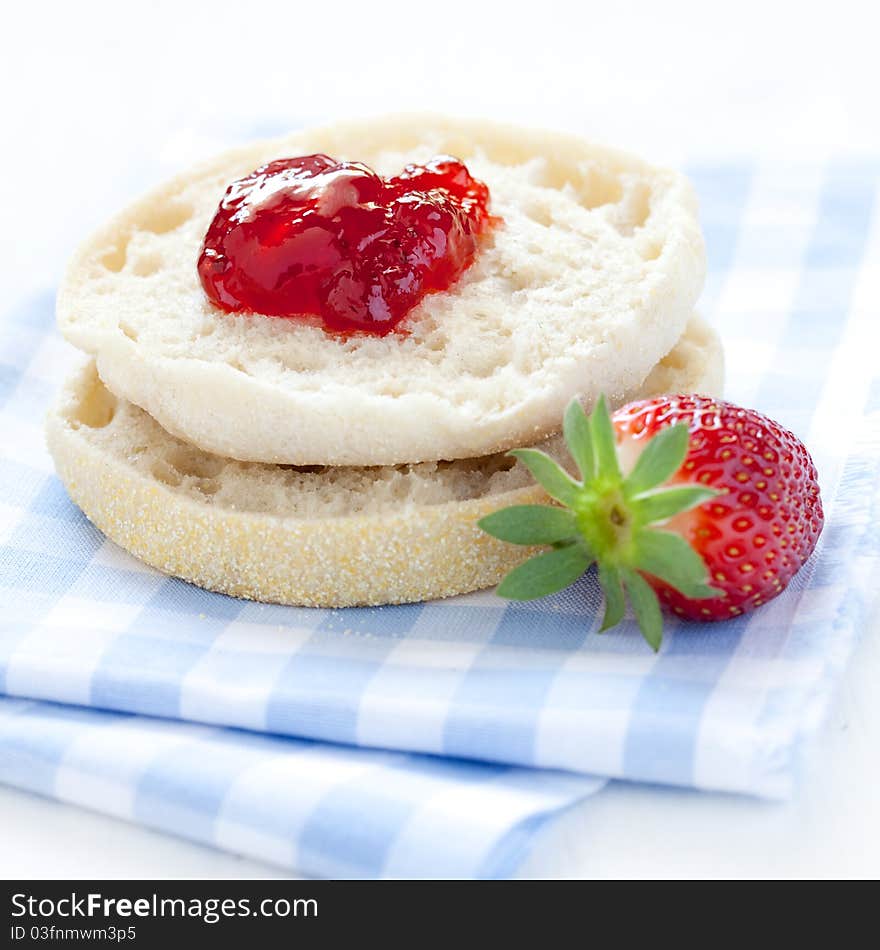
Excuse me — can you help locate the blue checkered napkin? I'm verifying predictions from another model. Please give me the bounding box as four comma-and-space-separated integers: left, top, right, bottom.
0, 697, 601, 878
0, 158, 879, 875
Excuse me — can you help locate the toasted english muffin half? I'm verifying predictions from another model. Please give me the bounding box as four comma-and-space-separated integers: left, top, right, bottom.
46, 315, 722, 607
58, 114, 705, 467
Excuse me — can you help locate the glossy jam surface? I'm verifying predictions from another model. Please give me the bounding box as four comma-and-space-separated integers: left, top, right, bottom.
198, 154, 495, 335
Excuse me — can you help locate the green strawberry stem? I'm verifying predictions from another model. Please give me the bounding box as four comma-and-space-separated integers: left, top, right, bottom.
478, 395, 722, 650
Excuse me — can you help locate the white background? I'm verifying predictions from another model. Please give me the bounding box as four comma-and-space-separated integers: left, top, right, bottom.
1, 0, 878, 878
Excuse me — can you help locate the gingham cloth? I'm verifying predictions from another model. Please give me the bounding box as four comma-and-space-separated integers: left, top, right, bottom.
1, 158, 878, 877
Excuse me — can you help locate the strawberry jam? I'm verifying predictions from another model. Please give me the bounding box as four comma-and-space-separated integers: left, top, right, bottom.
198, 154, 496, 335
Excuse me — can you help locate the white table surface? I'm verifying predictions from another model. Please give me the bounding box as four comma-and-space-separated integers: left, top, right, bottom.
2, 0, 878, 879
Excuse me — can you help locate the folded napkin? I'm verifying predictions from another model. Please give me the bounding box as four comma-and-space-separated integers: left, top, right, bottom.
1, 157, 878, 877
0, 697, 600, 878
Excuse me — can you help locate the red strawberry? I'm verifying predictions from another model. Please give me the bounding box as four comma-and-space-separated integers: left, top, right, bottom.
612, 395, 824, 622
479, 394, 824, 648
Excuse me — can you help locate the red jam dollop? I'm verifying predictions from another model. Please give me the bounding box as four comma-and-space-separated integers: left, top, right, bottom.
197, 154, 496, 335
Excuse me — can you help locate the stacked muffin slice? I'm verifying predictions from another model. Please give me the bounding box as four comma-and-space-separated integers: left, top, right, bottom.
48, 116, 721, 606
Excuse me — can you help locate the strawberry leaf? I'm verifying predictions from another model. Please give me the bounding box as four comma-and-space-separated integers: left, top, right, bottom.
597, 562, 626, 631
496, 543, 592, 600
621, 567, 664, 651
478, 505, 579, 546
631, 529, 720, 599
563, 398, 594, 482
508, 449, 582, 508
624, 422, 690, 494
589, 395, 621, 483
632, 485, 719, 524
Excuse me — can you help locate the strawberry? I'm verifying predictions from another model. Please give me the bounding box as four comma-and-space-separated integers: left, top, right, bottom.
612, 395, 824, 622
479, 394, 823, 649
